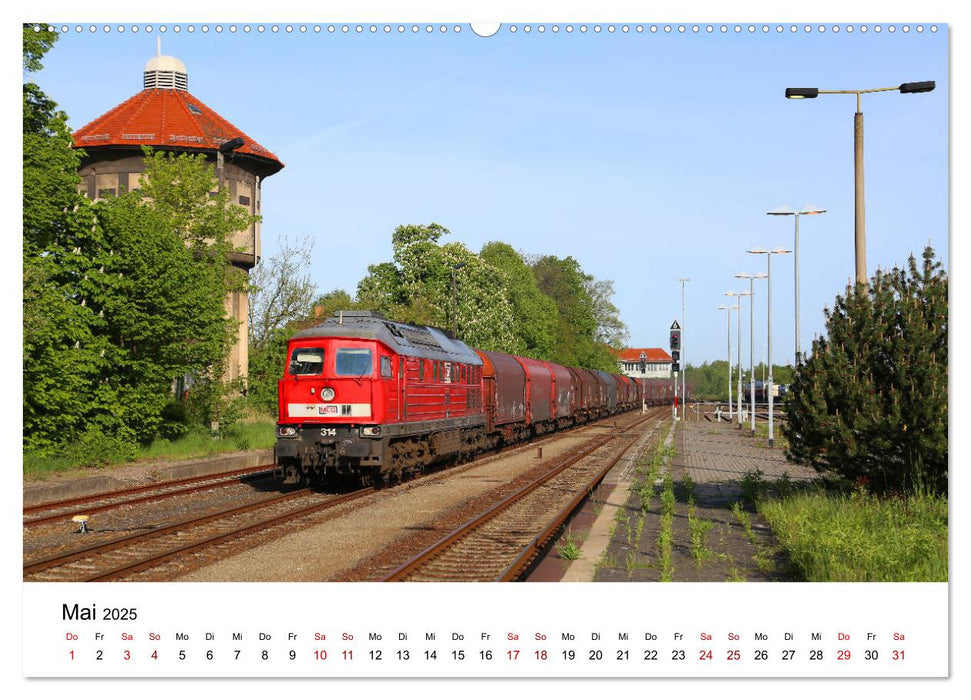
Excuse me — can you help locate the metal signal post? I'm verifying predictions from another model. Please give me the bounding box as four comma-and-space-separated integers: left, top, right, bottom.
670, 321, 682, 420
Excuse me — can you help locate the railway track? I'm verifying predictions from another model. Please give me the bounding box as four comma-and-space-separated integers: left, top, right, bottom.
381, 408, 667, 582
23, 486, 373, 582
23, 464, 277, 528
23, 410, 659, 583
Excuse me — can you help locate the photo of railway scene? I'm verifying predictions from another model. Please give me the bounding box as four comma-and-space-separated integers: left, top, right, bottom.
22, 20, 947, 585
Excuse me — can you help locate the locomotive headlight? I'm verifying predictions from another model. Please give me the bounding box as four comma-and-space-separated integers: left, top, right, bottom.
277, 425, 298, 438
360, 426, 382, 437
321, 387, 336, 401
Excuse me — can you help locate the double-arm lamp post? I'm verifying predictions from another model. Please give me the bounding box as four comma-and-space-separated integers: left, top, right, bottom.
716, 304, 736, 419
746, 248, 790, 447
767, 206, 825, 365
784, 81, 934, 286
734, 272, 767, 436
725, 290, 751, 429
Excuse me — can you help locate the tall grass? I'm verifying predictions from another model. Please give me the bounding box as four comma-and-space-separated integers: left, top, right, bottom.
758, 489, 948, 582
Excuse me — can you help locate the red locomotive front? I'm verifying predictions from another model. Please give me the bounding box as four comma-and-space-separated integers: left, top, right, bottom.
275, 311, 485, 485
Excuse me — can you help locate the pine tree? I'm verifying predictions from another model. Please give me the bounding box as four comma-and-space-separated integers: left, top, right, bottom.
784, 247, 947, 495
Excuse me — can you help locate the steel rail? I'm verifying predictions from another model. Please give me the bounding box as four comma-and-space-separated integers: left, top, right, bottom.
24, 464, 276, 523
497, 417, 664, 581
86, 487, 375, 582
381, 412, 659, 582
23, 487, 315, 576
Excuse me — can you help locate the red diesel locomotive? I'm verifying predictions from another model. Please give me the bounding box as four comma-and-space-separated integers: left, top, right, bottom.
274, 311, 675, 485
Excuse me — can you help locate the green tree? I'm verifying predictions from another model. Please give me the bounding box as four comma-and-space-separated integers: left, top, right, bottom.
530, 255, 622, 371
356, 223, 519, 352
783, 247, 947, 495
24, 144, 256, 448
22, 23, 101, 447
586, 278, 629, 350
480, 242, 557, 359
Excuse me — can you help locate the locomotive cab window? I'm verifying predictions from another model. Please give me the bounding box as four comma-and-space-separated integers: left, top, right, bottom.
335, 347, 374, 376
380, 356, 393, 378
288, 347, 324, 376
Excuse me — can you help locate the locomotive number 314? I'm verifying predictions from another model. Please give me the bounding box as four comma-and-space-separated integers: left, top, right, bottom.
320, 428, 337, 437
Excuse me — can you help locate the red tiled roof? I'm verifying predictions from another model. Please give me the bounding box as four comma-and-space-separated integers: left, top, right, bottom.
72, 88, 283, 173
614, 347, 672, 362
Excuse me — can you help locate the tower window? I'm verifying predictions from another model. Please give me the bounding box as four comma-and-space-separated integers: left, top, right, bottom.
238, 195, 251, 206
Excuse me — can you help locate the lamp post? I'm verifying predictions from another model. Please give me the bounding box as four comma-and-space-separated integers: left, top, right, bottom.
716, 304, 735, 419
726, 290, 751, 428
735, 272, 767, 435
785, 81, 934, 286
747, 247, 791, 447
450, 262, 467, 337
767, 206, 826, 365
677, 277, 689, 417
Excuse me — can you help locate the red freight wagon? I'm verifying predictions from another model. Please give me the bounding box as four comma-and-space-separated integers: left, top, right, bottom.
475, 349, 527, 435
545, 361, 575, 426
568, 367, 602, 418
614, 373, 634, 407
593, 370, 619, 412
514, 355, 554, 427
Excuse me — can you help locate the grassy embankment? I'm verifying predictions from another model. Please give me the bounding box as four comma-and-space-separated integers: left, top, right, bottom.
743, 472, 947, 582
23, 418, 277, 481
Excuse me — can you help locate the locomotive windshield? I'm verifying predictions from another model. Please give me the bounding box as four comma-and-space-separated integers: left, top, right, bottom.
288, 347, 324, 376
335, 347, 374, 376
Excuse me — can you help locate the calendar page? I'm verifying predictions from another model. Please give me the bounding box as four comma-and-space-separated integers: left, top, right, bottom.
15, 0, 956, 693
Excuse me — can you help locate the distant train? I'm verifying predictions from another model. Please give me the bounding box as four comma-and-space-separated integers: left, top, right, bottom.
741, 381, 788, 405
275, 311, 683, 485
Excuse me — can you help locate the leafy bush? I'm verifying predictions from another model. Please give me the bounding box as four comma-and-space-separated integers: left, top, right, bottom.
65, 428, 137, 468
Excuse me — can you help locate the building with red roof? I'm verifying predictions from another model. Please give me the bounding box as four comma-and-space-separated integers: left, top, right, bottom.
72, 51, 284, 382
613, 347, 673, 380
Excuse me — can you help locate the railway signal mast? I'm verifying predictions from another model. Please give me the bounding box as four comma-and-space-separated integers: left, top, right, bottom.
670, 321, 681, 420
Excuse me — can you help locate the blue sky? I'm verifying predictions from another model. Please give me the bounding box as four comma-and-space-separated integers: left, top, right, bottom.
26, 15, 948, 368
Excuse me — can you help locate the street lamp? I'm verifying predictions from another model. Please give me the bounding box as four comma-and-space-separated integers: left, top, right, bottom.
767, 205, 826, 365
716, 304, 736, 420
450, 262, 467, 337
785, 81, 934, 286
735, 272, 767, 436
726, 290, 751, 429
747, 247, 791, 447
677, 277, 690, 417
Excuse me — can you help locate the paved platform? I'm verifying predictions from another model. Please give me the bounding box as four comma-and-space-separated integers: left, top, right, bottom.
672, 418, 818, 506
